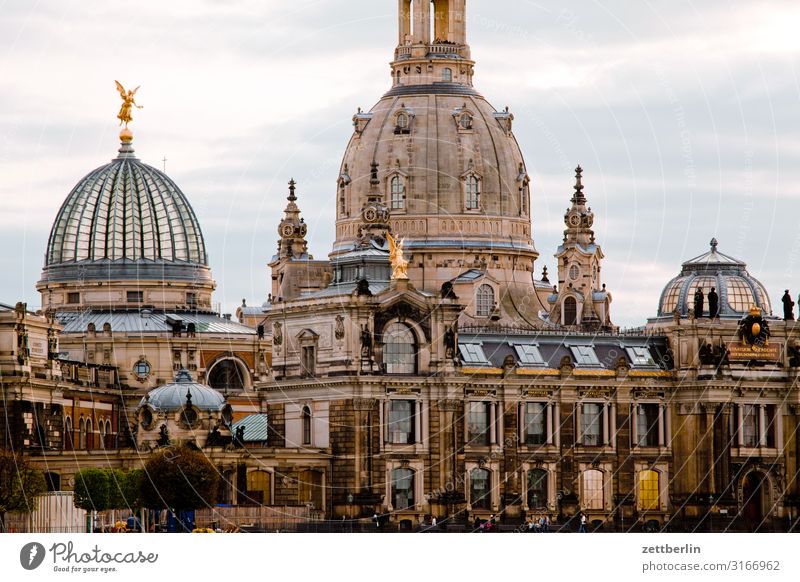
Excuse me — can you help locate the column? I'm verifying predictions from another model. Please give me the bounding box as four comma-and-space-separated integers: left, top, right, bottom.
737, 404, 745, 447
665, 404, 672, 448
497, 403, 504, 446
546, 403, 554, 445
554, 403, 561, 448
611, 403, 617, 450
489, 402, 497, 445
575, 403, 582, 444
631, 403, 639, 447
776, 406, 784, 450
602, 404, 610, 446
759, 405, 767, 447
658, 405, 666, 447
415, 400, 422, 444
422, 400, 429, 447
382, 401, 389, 444
518, 402, 525, 445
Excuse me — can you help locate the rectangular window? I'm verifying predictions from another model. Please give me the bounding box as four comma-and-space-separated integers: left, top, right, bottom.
301, 346, 316, 377
459, 343, 488, 365
742, 404, 758, 447
636, 404, 660, 447
467, 401, 490, 446
765, 405, 776, 448
626, 346, 656, 367
388, 400, 415, 444
524, 402, 546, 445
571, 345, 600, 366
581, 403, 603, 446
67, 292, 80, 304
186, 292, 196, 307
514, 344, 544, 366
127, 290, 143, 303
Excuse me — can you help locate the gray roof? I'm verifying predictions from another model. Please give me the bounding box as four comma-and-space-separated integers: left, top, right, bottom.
231, 414, 269, 442
300, 281, 390, 300
43, 138, 207, 282
140, 370, 227, 411
451, 269, 487, 283
56, 309, 256, 335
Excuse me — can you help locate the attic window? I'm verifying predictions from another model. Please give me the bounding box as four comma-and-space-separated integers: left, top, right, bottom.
397, 113, 409, 129
459, 343, 488, 365
459, 114, 473, 130
570, 345, 600, 366
513, 344, 544, 366
626, 346, 656, 367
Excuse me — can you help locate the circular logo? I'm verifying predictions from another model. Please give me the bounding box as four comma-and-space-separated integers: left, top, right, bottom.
19, 542, 46, 570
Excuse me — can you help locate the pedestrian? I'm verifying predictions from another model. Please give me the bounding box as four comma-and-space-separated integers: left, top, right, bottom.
431, 516, 437, 527
538, 515, 546, 533
543, 514, 551, 533
578, 512, 587, 533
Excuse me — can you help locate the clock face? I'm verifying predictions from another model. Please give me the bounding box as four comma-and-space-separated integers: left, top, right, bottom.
281, 223, 295, 238
568, 213, 581, 227
363, 207, 378, 222
299, 223, 308, 236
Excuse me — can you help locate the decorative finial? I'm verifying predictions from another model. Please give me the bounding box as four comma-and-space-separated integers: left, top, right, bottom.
710, 237, 718, 250
185, 387, 193, 407
370, 161, 380, 185
574, 165, 584, 192
541, 266, 549, 283
288, 178, 297, 202
115, 81, 142, 142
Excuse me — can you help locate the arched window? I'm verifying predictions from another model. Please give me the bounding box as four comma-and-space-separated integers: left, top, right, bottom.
460, 113, 473, 130
564, 296, 577, 326
383, 323, 417, 375
105, 420, 113, 449
78, 418, 87, 450
396, 113, 409, 130
465, 175, 479, 209
390, 176, 404, 210
582, 469, 604, 510
245, 470, 271, 506
470, 468, 491, 510
639, 470, 660, 511
442, 67, 452, 82
391, 468, 415, 510
64, 417, 73, 451
476, 284, 494, 317
527, 469, 548, 509
85, 419, 93, 450
99, 420, 106, 448
208, 359, 246, 391
302, 406, 312, 446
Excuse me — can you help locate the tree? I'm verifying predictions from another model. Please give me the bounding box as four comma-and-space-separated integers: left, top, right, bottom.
140, 445, 219, 511
73, 468, 110, 518
0, 451, 46, 531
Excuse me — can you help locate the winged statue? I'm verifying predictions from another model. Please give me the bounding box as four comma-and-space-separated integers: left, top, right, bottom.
387, 231, 409, 281
115, 81, 143, 127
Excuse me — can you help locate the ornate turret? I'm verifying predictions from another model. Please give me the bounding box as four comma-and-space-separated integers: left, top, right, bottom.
548, 167, 612, 330
276, 179, 310, 261
357, 161, 391, 247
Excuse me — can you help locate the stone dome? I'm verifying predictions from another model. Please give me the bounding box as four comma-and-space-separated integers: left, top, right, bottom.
40, 137, 210, 285
140, 370, 227, 412
656, 239, 773, 319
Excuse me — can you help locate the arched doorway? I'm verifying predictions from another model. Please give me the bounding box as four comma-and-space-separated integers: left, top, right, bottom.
208, 359, 247, 392
742, 471, 769, 529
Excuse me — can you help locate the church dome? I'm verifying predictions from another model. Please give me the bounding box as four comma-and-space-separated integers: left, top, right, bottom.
140, 370, 227, 412
656, 239, 772, 319
40, 136, 210, 285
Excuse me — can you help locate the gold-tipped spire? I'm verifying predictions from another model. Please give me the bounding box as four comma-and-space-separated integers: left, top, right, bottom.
115, 81, 142, 142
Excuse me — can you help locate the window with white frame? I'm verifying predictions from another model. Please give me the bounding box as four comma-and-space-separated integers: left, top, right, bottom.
737, 403, 776, 448
390, 176, 405, 210
383, 323, 417, 375
301, 345, 316, 377
465, 175, 480, 210
582, 469, 604, 510
459, 343, 488, 365
442, 68, 452, 82
514, 344, 544, 366
626, 346, 656, 367
388, 400, 415, 444
467, 401, 491, 446
476, 284, 494, 317
302, 406, 312, 445
571, 345, 600, 366
470, 468, 491, 509
391, 468, 415, 510
581, 403, 604, 446
524, 402, 547, 445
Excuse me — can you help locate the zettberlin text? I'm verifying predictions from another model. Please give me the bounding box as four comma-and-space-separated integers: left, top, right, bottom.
642, 544, 701, 554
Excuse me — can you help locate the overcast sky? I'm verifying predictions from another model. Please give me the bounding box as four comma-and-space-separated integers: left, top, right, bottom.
2, 0, 799, 327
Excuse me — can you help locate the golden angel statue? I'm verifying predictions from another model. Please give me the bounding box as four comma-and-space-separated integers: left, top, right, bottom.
115, 81, 143, 127
387, 231, 409, 281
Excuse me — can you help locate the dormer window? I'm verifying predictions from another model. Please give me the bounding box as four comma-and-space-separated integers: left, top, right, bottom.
442, 67, 453, 82
397, 113, 409, 130
476, 284, 494, 317
465, 175, 480, 210
394, 106, 414, 134
459, 113, 473, 130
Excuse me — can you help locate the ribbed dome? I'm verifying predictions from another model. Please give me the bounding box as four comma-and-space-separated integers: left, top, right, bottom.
656, 239, 773, 319
140, 370, 226, 412
41, 138, 209, 283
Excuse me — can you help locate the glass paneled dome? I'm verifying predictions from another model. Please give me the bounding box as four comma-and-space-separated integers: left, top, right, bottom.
40, 137, 210, 285
656, 239, 772, 319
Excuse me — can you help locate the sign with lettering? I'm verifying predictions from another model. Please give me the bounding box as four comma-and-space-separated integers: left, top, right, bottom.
726, 342, 782, 362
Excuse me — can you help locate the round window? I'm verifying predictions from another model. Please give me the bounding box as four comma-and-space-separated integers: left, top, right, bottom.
133, 360, 151, 379
569, 265, 580, 281
140, 408, 153, 429
181, 407, 198, 428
